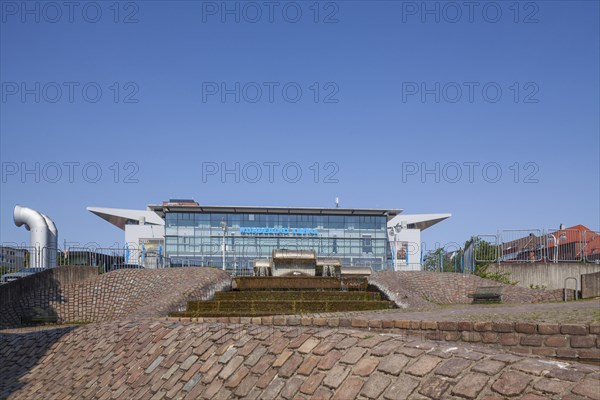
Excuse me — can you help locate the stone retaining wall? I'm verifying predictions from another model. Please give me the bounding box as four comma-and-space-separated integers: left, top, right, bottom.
582, 271, 600, 298
487, 263, 600, 291
174, 316, 600, 362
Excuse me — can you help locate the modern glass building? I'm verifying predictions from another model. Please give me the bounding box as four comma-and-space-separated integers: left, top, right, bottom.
153, 203, 399, 271
88, 199, 451, 272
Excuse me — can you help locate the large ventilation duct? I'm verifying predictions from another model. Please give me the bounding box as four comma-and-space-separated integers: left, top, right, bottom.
13, 205, 58, 268
41, 213, 58, 267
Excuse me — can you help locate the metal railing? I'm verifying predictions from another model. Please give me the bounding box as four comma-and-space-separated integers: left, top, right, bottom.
473, 229, 600, 265
0, 245, 174, 281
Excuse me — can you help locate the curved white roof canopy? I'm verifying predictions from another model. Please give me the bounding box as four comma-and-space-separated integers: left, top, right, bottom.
387, 213, 451, 232
87, 207, 164, 230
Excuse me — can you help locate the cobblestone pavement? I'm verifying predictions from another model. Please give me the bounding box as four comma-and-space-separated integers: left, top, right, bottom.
1, 320, 599, 400
310, 298, 600, 324
0, 267, 231, 329
369, 271, 567, 309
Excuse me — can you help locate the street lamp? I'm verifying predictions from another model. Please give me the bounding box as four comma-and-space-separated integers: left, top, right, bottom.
388, 221, 407, 271
220, 219, 228, 271
547, 232, 568, 263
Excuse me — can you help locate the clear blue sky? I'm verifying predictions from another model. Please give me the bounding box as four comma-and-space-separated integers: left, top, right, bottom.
1, 0, 599, 250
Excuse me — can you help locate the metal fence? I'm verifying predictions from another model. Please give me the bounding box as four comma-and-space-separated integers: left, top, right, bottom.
0, 245, 174, 281
472, 229, 600, 265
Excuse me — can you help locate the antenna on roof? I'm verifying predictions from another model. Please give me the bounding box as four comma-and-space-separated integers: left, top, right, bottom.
335, 197, 340, 208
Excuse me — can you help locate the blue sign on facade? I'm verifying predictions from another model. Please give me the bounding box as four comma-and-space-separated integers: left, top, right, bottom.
239, 227, 319, 236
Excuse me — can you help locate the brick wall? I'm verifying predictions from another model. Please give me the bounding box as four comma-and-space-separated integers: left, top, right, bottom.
0, 266, 231, 329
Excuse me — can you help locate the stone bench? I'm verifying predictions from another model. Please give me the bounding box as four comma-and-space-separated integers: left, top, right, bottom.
467, 286, 503, 304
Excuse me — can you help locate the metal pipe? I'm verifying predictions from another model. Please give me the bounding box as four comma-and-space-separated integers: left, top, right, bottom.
13, 205, 49, 268
41, 213, 58, 267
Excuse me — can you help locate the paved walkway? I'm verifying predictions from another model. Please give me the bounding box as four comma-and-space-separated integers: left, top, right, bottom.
311, 298, 600, 324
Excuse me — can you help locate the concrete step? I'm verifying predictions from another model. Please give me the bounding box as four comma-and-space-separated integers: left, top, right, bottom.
233, 276, 368, 291
185, 300, 394, 315
215, 290, 382, 301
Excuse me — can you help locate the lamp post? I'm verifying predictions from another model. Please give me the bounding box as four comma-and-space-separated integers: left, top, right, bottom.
388, 221, 406, 271
547, 232, 567, 263
220, 219, 228, 271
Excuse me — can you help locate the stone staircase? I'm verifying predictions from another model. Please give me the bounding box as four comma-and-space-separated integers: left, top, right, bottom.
169, 276, 395, 317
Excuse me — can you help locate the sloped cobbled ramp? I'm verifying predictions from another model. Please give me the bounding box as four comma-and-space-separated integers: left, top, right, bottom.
1, 320, 599, 399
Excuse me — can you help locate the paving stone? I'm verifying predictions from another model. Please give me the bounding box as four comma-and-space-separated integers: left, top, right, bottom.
224, 365, 249, 389
269, 338, 290, 354
280, 376, 305, 400
357, 335, 391, 349
262, 377, 286, 399
317, 350, 342, 370
181, 372, 202, 392
418, 375, 451, 400
520, 394, 548, 400
298, 337, 320, 354
435, 358, 472, 378
405, 355, 443, 377
397, 347, 424, 358
180, 354, 199, 371
312, 340, 338, 356
313, 386, 333, 400
339, 347, 367, 364
491, 354, 522, 364
491, 371, 533, 397
244, 346, 267, 367
353, 358, 379, 376
279, 354, 304, 378
571, 379, 600, 400
213, 387, 232, 400
370, 340, 402, 357
377, 354, 409, 376
236, 339, 259, 357
201, 362, 223, 384
273, 351, 293, 368
234, 375, 259, 398
335, 337, 359, 350
532, 378, 572, 395
471, 360, 506, 376
451, 373, 489, 399
255, 367, 278, 389
218, 356, 244, 380
200, 379, 223, 399
300, 372, 326, 395
332, 376, 364, 400
513, 359, 552, 376
323, 365, 351, 389
297, 355, 320, 375
382, 374, 420, 400
547, 368, 586, 382
218, 346, 236, 364
145, 356, 165, 374
360, 373, 392, 399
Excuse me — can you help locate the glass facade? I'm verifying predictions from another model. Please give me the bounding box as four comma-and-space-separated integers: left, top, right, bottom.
164, 212, 389, 271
